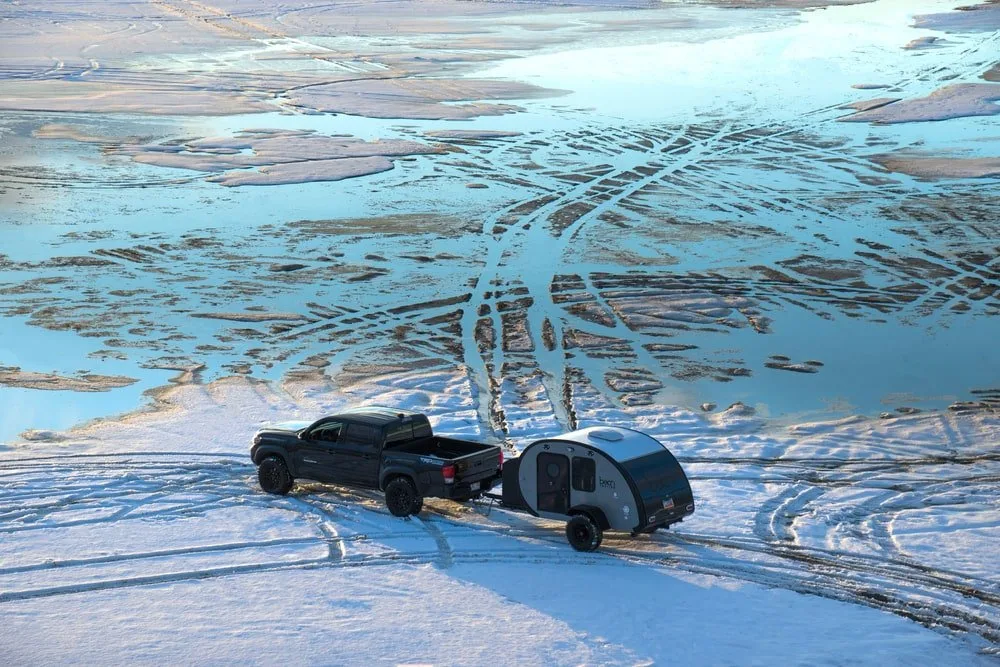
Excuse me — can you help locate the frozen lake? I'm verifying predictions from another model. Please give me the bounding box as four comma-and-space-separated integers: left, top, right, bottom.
1, 0, 997, 441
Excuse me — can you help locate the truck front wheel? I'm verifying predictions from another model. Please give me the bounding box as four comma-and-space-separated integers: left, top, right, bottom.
385, 477, 422, 517
258, 456, 293, 495
566, 514, 603, 552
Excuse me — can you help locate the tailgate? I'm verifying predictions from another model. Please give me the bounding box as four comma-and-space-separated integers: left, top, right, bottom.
453, 445, 502, 483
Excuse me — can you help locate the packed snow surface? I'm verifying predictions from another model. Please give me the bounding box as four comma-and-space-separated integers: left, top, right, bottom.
2, 370, 999, 663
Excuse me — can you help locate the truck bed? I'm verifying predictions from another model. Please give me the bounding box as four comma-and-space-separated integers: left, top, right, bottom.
386, 435, 501, 494
385, 436, 494, 461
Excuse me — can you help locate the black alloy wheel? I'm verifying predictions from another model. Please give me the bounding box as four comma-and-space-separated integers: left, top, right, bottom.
566, 514, 603, 552
385, 477, 419, 517
258, 456, 293, 495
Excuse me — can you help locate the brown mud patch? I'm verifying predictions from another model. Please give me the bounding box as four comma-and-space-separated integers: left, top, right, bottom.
0, 366, 138, 392
0, 80, 274, 116
191, 312, 310, 323
424, 130, 524, 140
840, 97, 900, 113
902, 36, 947, 50
765, 355, 824, 374
288, 214, 480, 237
840, 83, 1000, 124
284, 78, 567, 120
872, 153, 1000, 180
206, 156, 396, 186
64, 128, 443, 186
914, 1, 1000, 32
0, 0, 624, 118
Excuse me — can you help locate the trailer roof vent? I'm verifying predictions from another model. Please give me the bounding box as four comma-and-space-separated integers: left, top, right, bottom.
588, 428, 624, 442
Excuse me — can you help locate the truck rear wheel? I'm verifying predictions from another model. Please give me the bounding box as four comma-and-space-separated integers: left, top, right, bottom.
385, 477, 421, 517
566, 514, 603, 552
258, 456, 293, 495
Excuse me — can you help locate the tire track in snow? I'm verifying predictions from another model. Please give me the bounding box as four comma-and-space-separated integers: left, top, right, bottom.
416, 515, 455, 569
3, 450, 999, 647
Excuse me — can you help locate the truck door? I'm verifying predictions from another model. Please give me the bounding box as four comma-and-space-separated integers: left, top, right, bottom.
537, 452, 570, 514
337, 423, 380, 487
299, 421, 345, 483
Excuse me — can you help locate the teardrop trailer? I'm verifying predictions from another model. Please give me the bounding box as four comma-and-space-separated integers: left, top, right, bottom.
490, 426, 695, 551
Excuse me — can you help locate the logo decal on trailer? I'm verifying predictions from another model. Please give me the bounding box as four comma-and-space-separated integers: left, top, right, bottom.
599, 477, 616, 489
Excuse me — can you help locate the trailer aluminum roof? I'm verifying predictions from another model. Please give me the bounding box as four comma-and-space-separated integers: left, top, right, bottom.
542, 426, 667, 463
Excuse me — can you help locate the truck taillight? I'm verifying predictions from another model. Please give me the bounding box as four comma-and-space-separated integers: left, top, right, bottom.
442, 464, 455, 484
498, 450, 504, 470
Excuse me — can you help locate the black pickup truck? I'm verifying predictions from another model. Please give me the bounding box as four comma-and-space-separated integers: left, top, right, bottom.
250, 406, 503, 516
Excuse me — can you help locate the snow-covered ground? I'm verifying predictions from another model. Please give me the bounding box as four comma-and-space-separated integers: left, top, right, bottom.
2, 369, 998, 663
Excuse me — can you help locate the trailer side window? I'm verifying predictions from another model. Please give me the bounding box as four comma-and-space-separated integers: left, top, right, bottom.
572, 457, 596, 493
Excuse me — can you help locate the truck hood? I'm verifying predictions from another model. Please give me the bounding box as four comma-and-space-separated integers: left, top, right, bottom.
256, 420, 311, 435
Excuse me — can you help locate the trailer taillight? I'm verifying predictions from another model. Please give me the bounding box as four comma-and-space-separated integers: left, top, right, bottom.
442, 464, 455, 484
498, 450, 504, 470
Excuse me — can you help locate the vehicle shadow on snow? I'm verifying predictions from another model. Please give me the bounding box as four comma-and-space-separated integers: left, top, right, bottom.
444, 534, 979, 664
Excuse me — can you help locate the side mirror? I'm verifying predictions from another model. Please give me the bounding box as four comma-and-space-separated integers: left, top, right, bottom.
298, 430, 308, 440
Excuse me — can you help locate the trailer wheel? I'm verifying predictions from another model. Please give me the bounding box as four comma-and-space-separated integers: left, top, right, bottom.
385, 477, 421, 517
258, 456, 293, 495
566, 514, 603, 552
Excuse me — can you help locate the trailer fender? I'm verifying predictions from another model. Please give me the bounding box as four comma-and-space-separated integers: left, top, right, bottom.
569, 505, 611, 531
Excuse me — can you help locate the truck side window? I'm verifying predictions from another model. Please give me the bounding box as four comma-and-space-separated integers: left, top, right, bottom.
385, 421, 413, 444
311, 422, 342, 443
344, 423, 376, 451
411, 417, 432, 440
572, 457, 596, 493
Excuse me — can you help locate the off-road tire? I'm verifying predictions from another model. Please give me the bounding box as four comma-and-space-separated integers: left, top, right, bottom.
385, 477, 421, 517
258, 456, 293, 495
410, 496, 424, 515
566, 514, 603, 552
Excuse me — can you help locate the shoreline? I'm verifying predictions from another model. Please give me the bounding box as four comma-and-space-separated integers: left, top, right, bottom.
6, 366, 997, 456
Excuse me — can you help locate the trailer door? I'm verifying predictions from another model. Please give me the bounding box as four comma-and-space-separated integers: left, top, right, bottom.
537, 452, 570, 514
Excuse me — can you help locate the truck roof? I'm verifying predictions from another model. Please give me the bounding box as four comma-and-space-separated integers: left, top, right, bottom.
338, 405, 425, 426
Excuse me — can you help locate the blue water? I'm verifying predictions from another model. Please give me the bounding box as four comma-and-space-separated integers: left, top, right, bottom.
0, 317, 174, 441
1, 0, 997, 442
